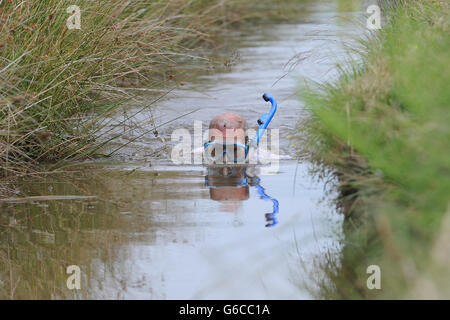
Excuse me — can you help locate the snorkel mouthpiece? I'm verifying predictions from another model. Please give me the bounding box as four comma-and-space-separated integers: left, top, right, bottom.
254, 93, 277, 146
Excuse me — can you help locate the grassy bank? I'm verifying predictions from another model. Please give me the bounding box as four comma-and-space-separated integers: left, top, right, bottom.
298, 0, 449, 298
0, 0, 300, 178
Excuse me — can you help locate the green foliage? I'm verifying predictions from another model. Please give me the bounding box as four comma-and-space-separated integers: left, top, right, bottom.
298, 0, 450, 298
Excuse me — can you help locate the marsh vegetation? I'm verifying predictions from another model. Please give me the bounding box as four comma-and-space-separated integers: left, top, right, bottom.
298, 0, 450, 298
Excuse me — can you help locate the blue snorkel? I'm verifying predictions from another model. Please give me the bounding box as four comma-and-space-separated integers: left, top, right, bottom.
253, 93, 277, 146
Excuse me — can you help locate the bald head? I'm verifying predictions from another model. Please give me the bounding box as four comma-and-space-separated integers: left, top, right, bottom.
208, 113, 248, 144
209, 113, 247, 132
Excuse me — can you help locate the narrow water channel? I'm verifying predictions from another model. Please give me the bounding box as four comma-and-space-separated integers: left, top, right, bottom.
0, 1, 366, 299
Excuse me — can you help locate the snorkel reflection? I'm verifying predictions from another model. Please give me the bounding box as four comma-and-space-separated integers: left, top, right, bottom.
253, 177, 279, 227
205, 166, 279, 227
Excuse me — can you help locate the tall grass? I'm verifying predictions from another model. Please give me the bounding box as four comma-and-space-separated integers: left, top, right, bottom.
0, 0, 300, 177
297, 0, 450, 298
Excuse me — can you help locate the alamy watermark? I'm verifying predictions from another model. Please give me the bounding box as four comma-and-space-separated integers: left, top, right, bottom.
170, 120, 280, 172
66, 265, 81, 290
366, 265, 381, 290
366, 5, 381, 30
66, 5, 81, 30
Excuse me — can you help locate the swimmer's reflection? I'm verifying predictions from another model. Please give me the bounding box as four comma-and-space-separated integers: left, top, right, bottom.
205, 166, 279, 227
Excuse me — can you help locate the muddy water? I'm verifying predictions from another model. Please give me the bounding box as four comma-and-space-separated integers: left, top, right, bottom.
0, 1, 366, 299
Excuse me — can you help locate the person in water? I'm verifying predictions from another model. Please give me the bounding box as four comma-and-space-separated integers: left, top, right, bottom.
205, 112, 249, 165
203, 95, 279, 226
203, 93, 278, 166
205, 112, 249, 203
